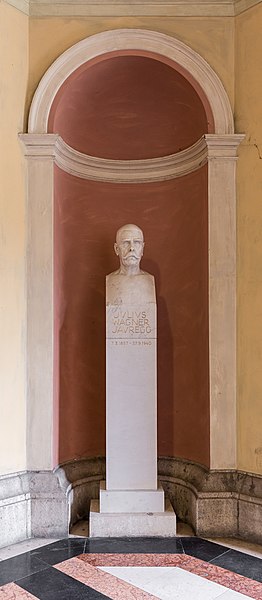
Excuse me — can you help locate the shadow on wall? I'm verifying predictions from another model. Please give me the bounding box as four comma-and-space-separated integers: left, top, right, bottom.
145, 258, 174, 456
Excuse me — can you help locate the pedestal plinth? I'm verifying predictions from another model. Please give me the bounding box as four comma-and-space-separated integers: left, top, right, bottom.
100, 481, 164, 513
89, 497, 176, 538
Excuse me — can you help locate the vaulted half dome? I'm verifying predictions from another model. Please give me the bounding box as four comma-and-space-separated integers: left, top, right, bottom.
49, 54, 209, 159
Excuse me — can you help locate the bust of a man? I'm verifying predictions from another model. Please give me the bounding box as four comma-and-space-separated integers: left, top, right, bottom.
106, 224, 156, 305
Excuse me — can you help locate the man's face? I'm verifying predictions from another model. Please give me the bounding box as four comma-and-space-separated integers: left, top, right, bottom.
115, 227, 144, 268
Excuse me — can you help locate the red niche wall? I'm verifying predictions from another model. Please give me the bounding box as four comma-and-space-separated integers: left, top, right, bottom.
49, 54, 210, 159
54, 167, 209, 466
50, 52, 211, 467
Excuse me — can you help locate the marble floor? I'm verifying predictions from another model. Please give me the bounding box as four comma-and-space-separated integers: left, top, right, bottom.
0, 527, 262, 600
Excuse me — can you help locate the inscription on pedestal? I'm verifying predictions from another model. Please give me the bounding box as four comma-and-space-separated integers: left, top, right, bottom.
112, 310, 152, 335
107, 304, 156, 339
106, 301, 157, 491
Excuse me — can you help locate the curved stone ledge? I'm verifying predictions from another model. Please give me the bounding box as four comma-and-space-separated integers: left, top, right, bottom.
54, 136, 207, 182
55, 457, 106, 525
19, 133, 208, 182
1, 457, 261, 547
58, 456, 262, 543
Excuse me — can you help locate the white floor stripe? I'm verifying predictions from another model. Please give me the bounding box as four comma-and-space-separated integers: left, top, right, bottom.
99, 566, 252, 600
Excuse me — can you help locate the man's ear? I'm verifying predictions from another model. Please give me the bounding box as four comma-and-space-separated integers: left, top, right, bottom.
114, 242, 119, 256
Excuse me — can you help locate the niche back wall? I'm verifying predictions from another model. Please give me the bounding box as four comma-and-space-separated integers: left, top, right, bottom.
51, 54, 210, 468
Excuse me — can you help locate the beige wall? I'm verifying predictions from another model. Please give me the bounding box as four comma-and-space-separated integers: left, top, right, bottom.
28, 14, 236, 469
236, 4, 262, 475
29, 12, 262, 476
3, 6, 261, 475
0, 3, 28, 474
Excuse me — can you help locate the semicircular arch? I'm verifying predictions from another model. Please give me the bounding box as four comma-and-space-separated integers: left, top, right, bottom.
28, 28, 234, 135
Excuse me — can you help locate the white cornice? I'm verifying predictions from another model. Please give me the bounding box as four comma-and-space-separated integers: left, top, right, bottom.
4, 0, 262, 17
19, 134, 208, 181
55, 136, 208, 182
205, 133, 246, 157
19, 133, 245, 182
28, 0, 235, 17
19, 133, 59, 155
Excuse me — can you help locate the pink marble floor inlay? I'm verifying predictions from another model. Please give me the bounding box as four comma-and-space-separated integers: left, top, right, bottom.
0, 583, 38, 600
73, 553, 262, 600
55, 557, 158, 599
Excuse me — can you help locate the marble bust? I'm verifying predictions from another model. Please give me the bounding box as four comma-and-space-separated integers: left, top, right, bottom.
106, 224, 156, 305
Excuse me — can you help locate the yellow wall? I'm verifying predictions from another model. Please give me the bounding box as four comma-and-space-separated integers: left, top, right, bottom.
3, 7, 259, 476
0, 2, 28, 474
236, 4, 262, 475
28, 11, 262, 476
28, 14, 238, 469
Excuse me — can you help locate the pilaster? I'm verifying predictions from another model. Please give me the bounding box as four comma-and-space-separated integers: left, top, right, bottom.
19, 133, 58, 471
205, 134, 245, 470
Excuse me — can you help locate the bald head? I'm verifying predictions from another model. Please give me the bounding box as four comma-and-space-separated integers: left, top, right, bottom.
114, 224, 144, 275
116, 224, 144, 245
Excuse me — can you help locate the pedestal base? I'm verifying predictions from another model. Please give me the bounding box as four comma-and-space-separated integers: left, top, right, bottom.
100, 481, 164, 513
89, 498, 176, 538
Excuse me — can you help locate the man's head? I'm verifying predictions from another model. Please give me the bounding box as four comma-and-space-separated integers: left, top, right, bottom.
114, 224, 144, 272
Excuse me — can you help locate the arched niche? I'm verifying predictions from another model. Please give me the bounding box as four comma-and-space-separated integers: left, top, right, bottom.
19, 29, 244, 475
28, 29, 233, 135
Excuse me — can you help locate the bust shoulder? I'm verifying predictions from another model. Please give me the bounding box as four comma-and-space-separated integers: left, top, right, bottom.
106, 270, 155, 305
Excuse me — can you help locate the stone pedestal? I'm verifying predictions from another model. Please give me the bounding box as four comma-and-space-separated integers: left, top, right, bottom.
89, 226, 176, 536
89, 276, 176, 536
89, 498, 176, 538
106, 301, 159, 495
100, 481, 164, 513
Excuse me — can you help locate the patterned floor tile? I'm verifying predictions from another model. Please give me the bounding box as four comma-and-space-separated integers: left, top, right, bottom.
0, 537, 261, 600
16, 566, 111, 600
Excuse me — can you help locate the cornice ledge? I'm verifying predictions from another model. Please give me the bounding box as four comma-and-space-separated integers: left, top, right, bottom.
205, 133, 245, 158
4, 0, 262, 18
55, 136, 207, 182
28, 0, 235, 17
19, 133, 59, 158
18, 133, 246, 178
